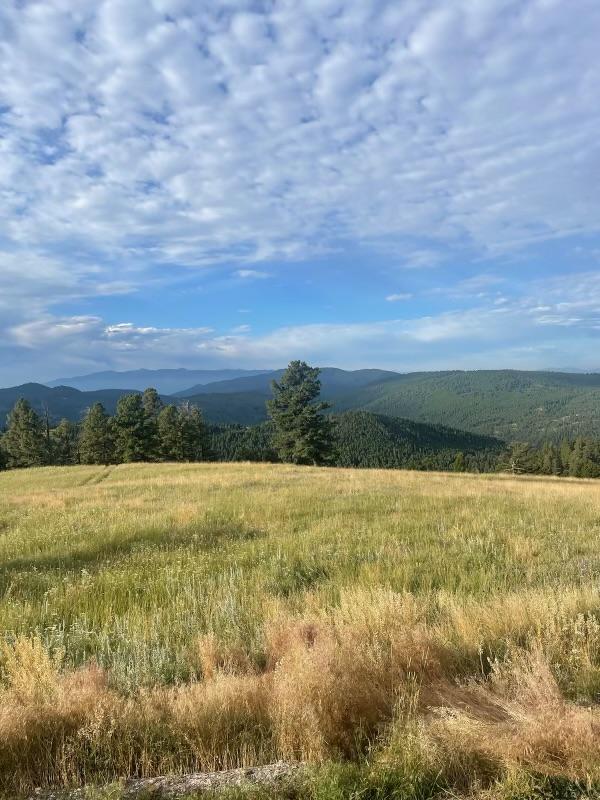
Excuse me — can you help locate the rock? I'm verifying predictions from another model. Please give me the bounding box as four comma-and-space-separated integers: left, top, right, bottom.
122, 762, 304, 797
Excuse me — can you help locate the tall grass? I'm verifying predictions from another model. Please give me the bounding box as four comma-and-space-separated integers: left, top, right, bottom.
2, 463, 600, 795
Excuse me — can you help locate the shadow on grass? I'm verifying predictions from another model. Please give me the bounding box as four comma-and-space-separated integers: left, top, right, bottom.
0, 518, 266, 598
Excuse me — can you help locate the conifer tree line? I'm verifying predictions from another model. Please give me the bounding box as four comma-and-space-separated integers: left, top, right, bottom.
500, 439, 600, 478
0, 388, 208, 469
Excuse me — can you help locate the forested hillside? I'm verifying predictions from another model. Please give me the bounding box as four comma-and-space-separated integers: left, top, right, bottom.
333, 370, 600, 442
196, 369, 600, 441
209, 410, 503, 471
333, 411, 503, 471
188, 391, 272, 425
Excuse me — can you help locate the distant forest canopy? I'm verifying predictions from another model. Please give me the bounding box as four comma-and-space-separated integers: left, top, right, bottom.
3, 368, 600, 442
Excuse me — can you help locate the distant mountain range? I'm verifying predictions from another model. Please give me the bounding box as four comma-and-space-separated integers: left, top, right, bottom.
47, 368, 270, 394
3, 368, 600, 443
176, 367, 400, 397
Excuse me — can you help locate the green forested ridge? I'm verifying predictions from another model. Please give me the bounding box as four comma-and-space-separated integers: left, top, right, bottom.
183, 390, 271, 424
333, 410, 503, 471
0, 394, 501, 473
5, 390, 600, 479
0, 383, 270, 427
208, 422, 277, 462
332, 369, 600, 442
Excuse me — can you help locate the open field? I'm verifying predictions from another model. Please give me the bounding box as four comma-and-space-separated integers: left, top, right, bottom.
2, 463, 600, 798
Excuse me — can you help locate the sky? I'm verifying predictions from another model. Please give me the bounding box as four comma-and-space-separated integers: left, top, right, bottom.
1, 0, 600, 386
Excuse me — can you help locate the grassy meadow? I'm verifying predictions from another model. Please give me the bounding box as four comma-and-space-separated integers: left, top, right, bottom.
2, 463, 600, 797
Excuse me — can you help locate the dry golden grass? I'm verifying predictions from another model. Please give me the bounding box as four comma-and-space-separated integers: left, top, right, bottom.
1, 463, 600, 795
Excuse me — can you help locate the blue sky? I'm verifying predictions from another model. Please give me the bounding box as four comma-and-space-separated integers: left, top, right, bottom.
1, 0, 600, 385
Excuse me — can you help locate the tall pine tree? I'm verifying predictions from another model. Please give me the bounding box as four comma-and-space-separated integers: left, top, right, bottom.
79, 403, 114, 465
267, 361, 335, 465
179, 403, 209, 461
51, 418, 80, 465
158, 404, 182, 461
2, 399, 48, 468
113, 393, 150, 462
142, 387, 162, 461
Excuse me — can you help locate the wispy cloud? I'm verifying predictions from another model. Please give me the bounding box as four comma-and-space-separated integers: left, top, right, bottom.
386, 293, 413, 302
235, 270, 271, 280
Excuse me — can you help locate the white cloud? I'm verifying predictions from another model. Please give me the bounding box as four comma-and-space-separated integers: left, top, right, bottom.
386, 293, 413, 302
11, 316, 105, 348
235, 269, 271, 280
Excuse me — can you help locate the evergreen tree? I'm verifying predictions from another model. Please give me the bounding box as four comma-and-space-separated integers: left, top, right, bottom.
539, 442, 560, 475
157, 403, 208, 462
40, 402, 52, 456
581, 440, 600, 478
2, 399, 48, 468
51, 418, 80, 465
178, 403, 209, 461
267, 360, 335, 465
79, 403, 114, 465
569, 438, 586, 477
142, 387, 163, 418
158, 404, 182, 461
141, 387, 162, 460
559, 439, 572, 475
113, 393, 151, 462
